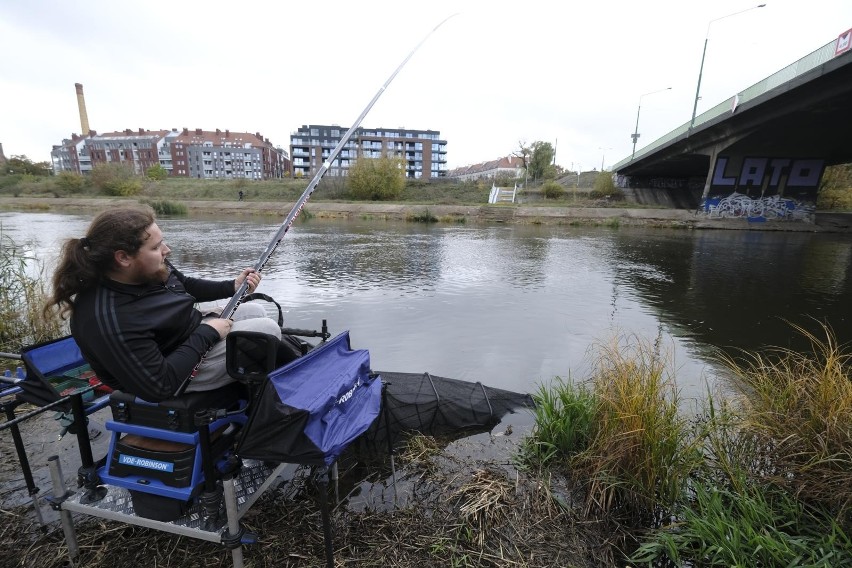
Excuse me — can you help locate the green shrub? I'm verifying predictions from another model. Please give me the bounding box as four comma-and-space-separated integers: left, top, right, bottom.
406, 209, 438, 223
141, 199, 188, 216
146, 163, 169, 181
347, 156, 405, 200
56, 171, 86, 193
591, 171, 622, 200
541, 181, 564, 200
91, 162, 142, 196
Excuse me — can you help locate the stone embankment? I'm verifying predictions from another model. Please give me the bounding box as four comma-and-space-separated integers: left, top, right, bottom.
2, 196, 851, 232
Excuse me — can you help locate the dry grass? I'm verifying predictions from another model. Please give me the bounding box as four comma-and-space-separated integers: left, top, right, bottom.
0, 231, 64, 363
573, 333, 700, 525
0, 440, 609, 568
721, 321, 852, 518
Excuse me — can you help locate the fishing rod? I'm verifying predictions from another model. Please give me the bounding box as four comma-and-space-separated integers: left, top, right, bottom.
220, 13, 457, 320
174, 15, 456, 396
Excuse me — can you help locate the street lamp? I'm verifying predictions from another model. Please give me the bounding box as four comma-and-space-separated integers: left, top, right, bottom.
599, 147, 612, 171
689, 4, 766, 132
631, 87, 671, 160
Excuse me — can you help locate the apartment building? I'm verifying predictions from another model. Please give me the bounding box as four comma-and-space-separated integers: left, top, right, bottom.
86, 129, 173, 176
51, 128, 289, 180
290, 124, 447, 180
51, 133, 94, 176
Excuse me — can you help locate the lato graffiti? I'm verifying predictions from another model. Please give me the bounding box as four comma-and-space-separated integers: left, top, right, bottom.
701, 192, 814, 221
712, 157, 824, 190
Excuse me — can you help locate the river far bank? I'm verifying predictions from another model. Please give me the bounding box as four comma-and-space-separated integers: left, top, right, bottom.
3, 195, 852, 232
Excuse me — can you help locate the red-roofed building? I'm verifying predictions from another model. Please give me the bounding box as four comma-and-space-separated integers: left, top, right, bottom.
51, 128, 289, 180
446, 156, 525, 181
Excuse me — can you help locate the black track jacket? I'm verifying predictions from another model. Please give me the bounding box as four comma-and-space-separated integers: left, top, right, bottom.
70, 266, 235, 402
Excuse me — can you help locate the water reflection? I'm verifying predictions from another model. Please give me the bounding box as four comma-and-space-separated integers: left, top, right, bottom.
3, 210, 852, 409
607, 228, 852, 357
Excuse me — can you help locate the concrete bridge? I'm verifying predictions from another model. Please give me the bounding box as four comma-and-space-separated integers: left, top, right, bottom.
612, 28, 852, 221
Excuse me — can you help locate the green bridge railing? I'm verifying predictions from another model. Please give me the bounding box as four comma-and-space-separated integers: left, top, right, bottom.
612, 38, 841, 171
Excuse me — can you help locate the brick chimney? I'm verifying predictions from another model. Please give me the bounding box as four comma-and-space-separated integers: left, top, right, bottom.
139, 128, 144, 134
225, 129, 230, 137
74, 83, 91, 136
195, 128, 202, 135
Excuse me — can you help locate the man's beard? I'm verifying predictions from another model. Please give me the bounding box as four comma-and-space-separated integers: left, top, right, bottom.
146, 264, 171, 285
157, 264, 171, 283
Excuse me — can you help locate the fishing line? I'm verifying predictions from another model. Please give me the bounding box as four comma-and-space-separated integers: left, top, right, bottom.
175, 13, 458, 396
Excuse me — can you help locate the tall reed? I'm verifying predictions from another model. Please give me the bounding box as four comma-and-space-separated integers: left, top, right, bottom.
0, 231, 64, 361
632, 324, 852, 566
720, 321, 852, 521
575, 333, 700, 524
522, 333, 701, 525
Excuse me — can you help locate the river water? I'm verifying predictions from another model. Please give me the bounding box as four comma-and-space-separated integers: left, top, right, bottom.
4, 209, 852, 412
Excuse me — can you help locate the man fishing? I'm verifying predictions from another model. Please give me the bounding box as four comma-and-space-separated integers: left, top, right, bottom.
46, 205, 281, 402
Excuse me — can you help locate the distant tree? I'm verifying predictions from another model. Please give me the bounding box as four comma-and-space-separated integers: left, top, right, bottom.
56, 171, 86, 193
513, 141, 532, 170
513, 141, 532, 185
3, 155, 50, 176
347, 156, 406, 200
90, 162, 142, 196
529, 142, 557, 182
146, 163, 168, 180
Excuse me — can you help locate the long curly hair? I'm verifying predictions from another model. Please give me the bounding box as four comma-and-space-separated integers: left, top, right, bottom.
46, 205, 156, 319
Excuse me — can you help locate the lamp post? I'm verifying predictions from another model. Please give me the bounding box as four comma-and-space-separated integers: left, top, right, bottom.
576, 164, 581, 201
689, 4, 766, 132
631, 87, 671, 160
598, 147, 612, 172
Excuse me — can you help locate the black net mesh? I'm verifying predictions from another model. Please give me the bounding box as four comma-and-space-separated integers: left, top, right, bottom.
354, 371, 534, 454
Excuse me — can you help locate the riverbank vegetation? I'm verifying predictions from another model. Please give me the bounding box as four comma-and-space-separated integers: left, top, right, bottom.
3, 321, 849, 566
521, 326, 852, 566
4, 154, 852, 210
0, 154, 666, 210
0, 232, 63, 367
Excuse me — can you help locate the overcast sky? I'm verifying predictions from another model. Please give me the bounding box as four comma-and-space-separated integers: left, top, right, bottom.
2, 0, 850, 172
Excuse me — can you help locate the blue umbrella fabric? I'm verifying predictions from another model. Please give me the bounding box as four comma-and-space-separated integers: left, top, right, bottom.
237, 331, 382, 466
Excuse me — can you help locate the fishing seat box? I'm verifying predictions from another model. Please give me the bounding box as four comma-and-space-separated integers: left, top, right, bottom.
103, 383, 246, 521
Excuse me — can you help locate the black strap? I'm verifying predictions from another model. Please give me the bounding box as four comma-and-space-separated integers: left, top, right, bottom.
242, 293, 283, 327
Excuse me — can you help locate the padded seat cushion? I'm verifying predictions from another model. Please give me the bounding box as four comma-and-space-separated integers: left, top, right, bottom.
110, 382, 246, 411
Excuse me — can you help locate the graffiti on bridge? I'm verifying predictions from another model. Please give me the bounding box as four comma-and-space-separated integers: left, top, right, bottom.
701, 192, 814, 221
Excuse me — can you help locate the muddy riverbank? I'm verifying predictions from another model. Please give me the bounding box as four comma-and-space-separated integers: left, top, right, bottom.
2, 196, 851, 232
